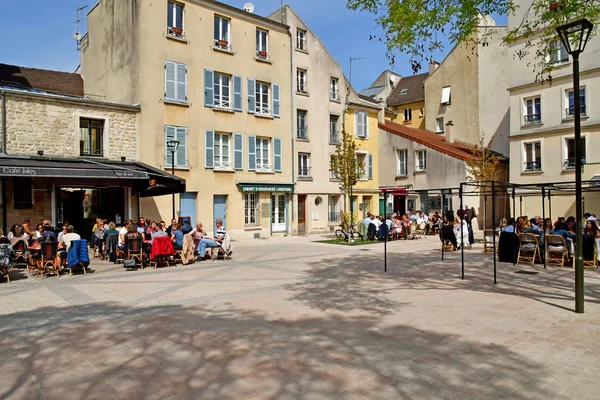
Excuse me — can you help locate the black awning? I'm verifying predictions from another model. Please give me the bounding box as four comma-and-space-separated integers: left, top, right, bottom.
0, 156, 185, 196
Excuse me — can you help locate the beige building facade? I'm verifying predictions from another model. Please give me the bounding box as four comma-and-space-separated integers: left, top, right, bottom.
425, 16, 510, 156
82, 0, 294, 238
507, 4, 600, 219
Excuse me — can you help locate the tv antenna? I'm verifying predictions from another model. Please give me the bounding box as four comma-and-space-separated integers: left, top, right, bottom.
74, 4, 88, 51
349, 56, 365, 86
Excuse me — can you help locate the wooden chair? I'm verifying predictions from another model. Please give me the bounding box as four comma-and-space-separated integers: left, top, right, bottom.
484, 229, 499, 254
518, 233, 541, 265
127, 237, 144, 268
12, 240, 27, 270
545, 234, 569, 268
410, 223, 420, 239
39, 241, 60, 278
439, 229, 456, 252
583, 237, 598, 269
415, 223, 427, 238
211, 246, 225, 261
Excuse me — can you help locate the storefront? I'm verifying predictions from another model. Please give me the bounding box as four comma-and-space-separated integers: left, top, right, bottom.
380, 186, 408, 216
0, 155, 185, 237
238, 183, 294, 236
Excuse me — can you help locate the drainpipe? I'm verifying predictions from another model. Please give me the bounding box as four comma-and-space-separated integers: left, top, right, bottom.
1, 91, 6, 232
287, 13, 296, 234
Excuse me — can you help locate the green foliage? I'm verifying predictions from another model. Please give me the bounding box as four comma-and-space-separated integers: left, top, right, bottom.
330, 126, 365, 196
466, 135, 502, 190
346, 0, 600, 80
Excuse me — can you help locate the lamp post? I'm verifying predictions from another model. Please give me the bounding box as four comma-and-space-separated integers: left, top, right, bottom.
556, 18, 593, 314
166, 139, 180, 221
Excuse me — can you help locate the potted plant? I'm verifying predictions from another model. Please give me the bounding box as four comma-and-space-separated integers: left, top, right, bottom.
549, 1, 561, 10
258, 51, 268, 57
171, 27, 183, 35
217, 39, 229, 47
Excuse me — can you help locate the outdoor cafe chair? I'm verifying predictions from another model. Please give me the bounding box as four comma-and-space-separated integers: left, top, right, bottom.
12, 240, 27, 270
583, 236, 599, 270
39, 241, 60, 278
518, 233, 541, 265
0, 243, 15, 283
127, 237, 144, 268
545, 234, 568, 268
150, 236, 174, 269
484, 229, 500, 254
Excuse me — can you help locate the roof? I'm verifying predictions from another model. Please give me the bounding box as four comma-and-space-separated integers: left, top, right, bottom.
386, 73, 428, 106
359, 85, 385, 98
379, 120, 476, 161
0, 63, 83, 97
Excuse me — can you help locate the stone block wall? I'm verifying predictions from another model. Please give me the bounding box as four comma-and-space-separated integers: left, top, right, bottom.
3, 177, 52, 231
5, 95, 139, 161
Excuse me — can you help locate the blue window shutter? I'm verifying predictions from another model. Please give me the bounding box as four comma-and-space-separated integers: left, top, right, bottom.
274, 137, 282, 172
233, 133, 243, 170
165, 61, 176, 100
204, 69, 214, 107
272, 83, 280, 118
248, 135, 256, 170
247, 78, 256, 114
176, 63, 187, 102
205, 130, 214, 169
233, 75, 243, 112
165, 125, 176, 166
176, 127, 187, 167
368, 153, 373, 180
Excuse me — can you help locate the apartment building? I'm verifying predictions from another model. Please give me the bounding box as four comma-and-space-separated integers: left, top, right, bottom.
385, 73, 428, 129
265, 6, 348, 234
425, 15, 509, 156
507, 4, 600, 218
81, 0, 293, 238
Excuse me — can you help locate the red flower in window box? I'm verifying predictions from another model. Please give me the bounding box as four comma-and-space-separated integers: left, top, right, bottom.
258, 51, 268, 57
549, 1, 561, 10
171, 27, 183, 35
217, 39, 229, 47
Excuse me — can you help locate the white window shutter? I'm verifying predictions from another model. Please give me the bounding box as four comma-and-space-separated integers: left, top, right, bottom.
165, 61, 176, 100
165, 125, 175, 166
176, 127, 187, 167
176, 63, 187, 102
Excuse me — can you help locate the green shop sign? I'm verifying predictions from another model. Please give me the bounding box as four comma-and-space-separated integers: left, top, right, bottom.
239, 183, 294, 193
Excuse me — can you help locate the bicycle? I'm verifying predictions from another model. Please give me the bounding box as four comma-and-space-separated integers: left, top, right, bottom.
335, 224, 363, 241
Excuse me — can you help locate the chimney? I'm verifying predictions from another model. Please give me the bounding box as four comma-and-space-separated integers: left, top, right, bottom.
429, 59, 439, 76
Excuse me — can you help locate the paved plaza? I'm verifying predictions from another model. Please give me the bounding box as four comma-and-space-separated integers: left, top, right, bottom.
1, 236, 600, 400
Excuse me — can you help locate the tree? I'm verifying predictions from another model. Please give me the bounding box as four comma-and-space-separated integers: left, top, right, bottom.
330, 125, 365, 236
346, 0, 600, 81
465, 135, 503, 229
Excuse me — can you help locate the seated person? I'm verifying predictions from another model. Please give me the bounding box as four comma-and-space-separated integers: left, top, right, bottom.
126, 224, 143, 249
118, 220, 131, 251
181, 218, 193, 235
151, 225, 169, 244
190, 223, 205, 249
57, 225, 81, 271
171, 223, 184, 250
197, 219, 226, 258
41, 223, 56, 241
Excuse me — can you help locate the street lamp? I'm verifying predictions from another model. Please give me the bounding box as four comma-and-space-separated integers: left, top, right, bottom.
556, 18, 593, 314
166, 139, 180, 221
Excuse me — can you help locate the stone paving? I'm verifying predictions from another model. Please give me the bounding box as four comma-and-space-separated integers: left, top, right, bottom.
1, 235, 600, 400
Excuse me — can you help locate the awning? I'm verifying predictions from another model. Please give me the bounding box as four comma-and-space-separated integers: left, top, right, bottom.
238, 183, 295, 193
0, 155, 185, 196
380, 186, 408, 196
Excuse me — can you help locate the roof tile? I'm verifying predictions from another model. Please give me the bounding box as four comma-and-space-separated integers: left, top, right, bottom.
0, 63, 83, 97
386, 73, 428, 106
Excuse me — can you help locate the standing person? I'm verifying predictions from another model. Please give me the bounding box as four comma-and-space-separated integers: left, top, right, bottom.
467, 206, 476, 228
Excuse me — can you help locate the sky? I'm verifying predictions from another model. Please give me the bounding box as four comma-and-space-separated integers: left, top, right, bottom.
0, 0, 506, 92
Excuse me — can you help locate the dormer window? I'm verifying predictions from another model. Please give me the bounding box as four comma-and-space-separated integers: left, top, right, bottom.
400, 88, 408, 95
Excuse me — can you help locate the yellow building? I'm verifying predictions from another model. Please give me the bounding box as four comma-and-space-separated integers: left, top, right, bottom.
81, 0, 293, 238
385, 73, 428, 130
343, 93, 382, 220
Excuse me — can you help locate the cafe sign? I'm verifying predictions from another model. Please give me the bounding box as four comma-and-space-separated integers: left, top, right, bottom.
239, 183, 294, 193
0, 166, 148, 179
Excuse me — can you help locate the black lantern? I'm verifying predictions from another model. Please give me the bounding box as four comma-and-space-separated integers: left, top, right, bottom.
166, 139, 180, 220
556, 18, 593, 55
166, 139, 180, 154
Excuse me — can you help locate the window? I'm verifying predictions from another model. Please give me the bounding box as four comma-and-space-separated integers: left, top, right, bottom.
296, 68, 307, 93
296, 28, 306, 50
255, 137, 270, 171
244, 193, 258, 225
523, 141, 542, 171
13, 177, 32, 209
441, 86, 451, 104
355, 111, 368, 138
297, 110, 307, 139
214, 16, 230, 50
330, 78, 339, 100
164, 61, 187, 103
436, 117, 444, 133
403, 108, 412, 122
330, 155, 339, 179
167, 1, 184, 38
400, 88, 408, 95
548, 40, 569, 64
213, 73, 230, 109
396, 149, 408, 176
419, 108, 424, 117
256, 29, 268, 59
329, 115, 339, 143
563, 137, 586, 169
214, 133, 231, 169
298, 153, 310, 177
415, 150, 427, 172
566, 88, 586, 117
328, 195, 339, 223
356, 153, 367, 180
165, 125, 187, 168
524, 96, 541, 124
80, 118, 104, 156
256, 82, 270, 115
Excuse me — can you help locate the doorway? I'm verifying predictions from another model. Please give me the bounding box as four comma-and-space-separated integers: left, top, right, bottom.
271, 193, 287, 232
213, 195, 227, 233
394, 195, 406, 215
297, 195, 306, 234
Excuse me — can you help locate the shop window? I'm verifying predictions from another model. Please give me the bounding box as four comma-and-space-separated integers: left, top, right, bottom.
13, 177, 32, 209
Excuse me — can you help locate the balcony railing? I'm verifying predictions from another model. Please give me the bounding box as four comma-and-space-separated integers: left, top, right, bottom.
256, 104, 270, 116
256, 163, 273, 172
214, 98, 231, 109
524, 114, 541, 124
80, 141, 103, 157
214, 160, 232, 170
416, 163, 427, 172
213, 39, 232, 52
297, 83, 307, 93
167, 26, 185, 39
563, 157, 586, 169
330, 89, 339, 100
297, 128, 307, 139
524, 161, 542, 171
328, 211, 340, 223
329, 131, 339, 144
298, 166, 311, 178
565, 105, 587, 118
256, 50, 269, 61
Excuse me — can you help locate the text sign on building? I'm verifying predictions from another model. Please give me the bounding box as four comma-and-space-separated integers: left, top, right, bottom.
0, 166, 148, 179
240, 185, 294, 193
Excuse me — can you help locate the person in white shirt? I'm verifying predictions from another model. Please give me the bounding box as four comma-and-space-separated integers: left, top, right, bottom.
372, 215, 382, 229
118, 220, 131, 250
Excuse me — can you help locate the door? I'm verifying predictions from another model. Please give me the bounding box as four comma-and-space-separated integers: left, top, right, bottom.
271, 194, 287, 232
363, 196, 372, 218
297, 195, 306, 234
180, 192, 197, 226
379, 198, 386, 216
394, 195, 406, 215
213, 195, 227, 233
